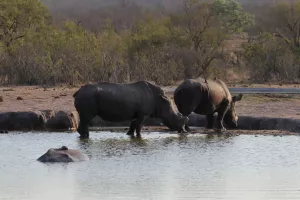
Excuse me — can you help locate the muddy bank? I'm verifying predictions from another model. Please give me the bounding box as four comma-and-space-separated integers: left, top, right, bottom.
187, 114, 300, 133
89, 126, 296, 136
90, 113, 300, 134
0, 111, 299, 135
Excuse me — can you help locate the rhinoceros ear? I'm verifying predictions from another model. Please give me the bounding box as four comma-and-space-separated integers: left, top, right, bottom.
232, 94, 243, 102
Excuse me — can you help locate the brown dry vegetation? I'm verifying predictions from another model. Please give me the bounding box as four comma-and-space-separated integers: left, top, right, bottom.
2, 0, 300, 86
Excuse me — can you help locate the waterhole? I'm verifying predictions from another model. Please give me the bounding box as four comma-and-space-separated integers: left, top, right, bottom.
0, 131, 300, 200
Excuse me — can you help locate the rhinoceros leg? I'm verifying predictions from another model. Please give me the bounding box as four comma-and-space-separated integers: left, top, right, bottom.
127, 120, 137, 137
206, 114, 215, 129
184, 123, 191, 132
77, 120, 89, 138
77, 113, 95, 139
216, 106, 229, 131
135, 115, 147, 138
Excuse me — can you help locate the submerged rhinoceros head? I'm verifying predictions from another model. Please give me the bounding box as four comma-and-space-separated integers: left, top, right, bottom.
224, 94, 243, 128
37, 146, 89, 163
157, 94, 189, 132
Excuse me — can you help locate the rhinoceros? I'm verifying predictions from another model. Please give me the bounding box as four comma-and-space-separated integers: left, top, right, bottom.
173, 78, 243, 131
73, 81, 189, 138
37, 146, 89, 163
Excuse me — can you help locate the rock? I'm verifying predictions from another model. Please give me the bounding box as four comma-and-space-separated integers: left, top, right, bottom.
16, 96, 23, 100
259, 117, 277, 130
0, 111, 46, 131
0, 96, 3, 102
89, 116, 130, 127
237, 116, 261, 130
45, 111, 79, 131
187, 113, 209, 127
275, 118, 300, 133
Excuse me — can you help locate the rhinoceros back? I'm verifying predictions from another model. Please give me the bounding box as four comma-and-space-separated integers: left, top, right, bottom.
174, 78, 232, 116
73, 81, 159, 122
174, 79, 208, 115
210, 79, 232, 102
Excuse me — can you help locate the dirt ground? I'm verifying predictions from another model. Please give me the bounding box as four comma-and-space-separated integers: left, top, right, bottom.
1, 84, 300, 120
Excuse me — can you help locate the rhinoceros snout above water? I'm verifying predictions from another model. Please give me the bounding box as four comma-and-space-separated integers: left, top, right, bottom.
37, 146, 89, 163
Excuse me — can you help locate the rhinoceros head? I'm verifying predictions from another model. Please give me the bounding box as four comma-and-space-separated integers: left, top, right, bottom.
224, 94, 243, 128
37, 146, 73, 163
158, 94, 189, 132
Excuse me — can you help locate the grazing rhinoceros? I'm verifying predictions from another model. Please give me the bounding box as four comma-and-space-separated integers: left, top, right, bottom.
173, 78, 243, 132
73, 81, 189, 138
37, 146, 89, 163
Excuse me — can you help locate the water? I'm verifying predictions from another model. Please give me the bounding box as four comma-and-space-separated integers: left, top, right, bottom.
0, 131, 300, 200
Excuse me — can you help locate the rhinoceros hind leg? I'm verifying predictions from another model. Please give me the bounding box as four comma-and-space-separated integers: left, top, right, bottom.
206, 114, 215, 129
135, 115, 147, 138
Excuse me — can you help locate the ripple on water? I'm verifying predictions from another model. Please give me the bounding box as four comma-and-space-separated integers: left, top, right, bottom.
0, 131, 300, 200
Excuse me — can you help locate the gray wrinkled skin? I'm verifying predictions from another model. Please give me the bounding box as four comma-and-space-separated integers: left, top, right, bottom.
174, 78, 243, 132
37, 146, 89, 163
73, 81, 189, 139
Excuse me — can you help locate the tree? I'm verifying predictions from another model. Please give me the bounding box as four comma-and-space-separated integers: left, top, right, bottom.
170, 0, 253, 78
243, 32, 299, 83
126, 16, 176, 83
268, 1, 300, 53
242, 1, 300, 83
0, 0, 50, 53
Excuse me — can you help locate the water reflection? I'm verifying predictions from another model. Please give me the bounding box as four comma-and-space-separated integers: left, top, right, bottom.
0, 132, 300, 200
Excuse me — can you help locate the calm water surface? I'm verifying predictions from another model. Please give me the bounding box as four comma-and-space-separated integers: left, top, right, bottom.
0, 131, 300, 200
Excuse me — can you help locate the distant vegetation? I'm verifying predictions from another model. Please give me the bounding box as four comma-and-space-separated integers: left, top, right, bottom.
0, 0, 299, 85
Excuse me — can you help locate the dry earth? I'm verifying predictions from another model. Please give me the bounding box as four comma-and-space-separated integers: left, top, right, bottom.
0, 84, 300, 120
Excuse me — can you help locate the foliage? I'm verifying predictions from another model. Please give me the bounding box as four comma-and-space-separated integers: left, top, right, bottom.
0, 0, 50, 53
169, 0, 254, 78
213, 0, 254, 34
271, 2, 300, 54
126, 17, 184, 85
242, 32, 299, 83
7, 0, 300, 85
240, 1, 300, 83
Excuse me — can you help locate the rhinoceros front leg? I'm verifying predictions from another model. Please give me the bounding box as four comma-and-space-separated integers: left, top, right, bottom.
127, 120, 137, 137
217, 102, 229, 132
216, 113, 227, 131
77, 114, 93, 139
184, 123, 191, 132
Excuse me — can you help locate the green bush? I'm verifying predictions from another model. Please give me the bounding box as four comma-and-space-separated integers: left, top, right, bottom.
243, 32, 300, 83
0, 0, 257, 86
